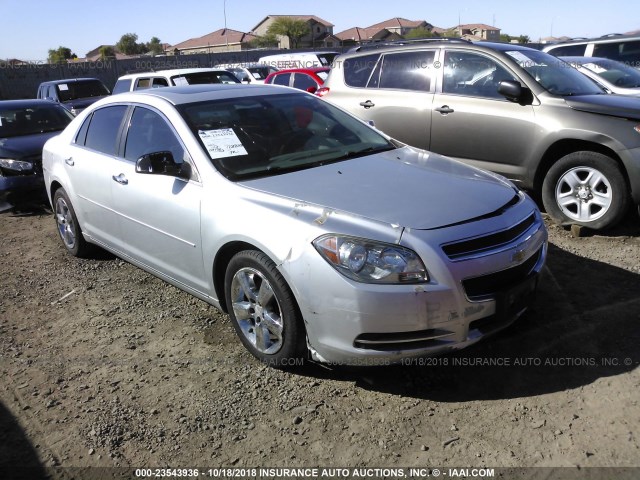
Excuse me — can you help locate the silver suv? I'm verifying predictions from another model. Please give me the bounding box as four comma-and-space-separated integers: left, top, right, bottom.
319, 40, 640, 230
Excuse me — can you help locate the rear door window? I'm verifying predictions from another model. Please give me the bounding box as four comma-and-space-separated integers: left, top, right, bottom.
371, 50, 435, 91
83, 105, 128, 155
293, 73, 318, 90
343, 53, 381, 87
272, 73, 291, 86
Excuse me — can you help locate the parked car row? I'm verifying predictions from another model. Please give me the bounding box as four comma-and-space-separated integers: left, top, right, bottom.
4, 38, 640, 368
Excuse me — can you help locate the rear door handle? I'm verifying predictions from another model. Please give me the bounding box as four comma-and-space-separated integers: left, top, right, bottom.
112, 173, 128, 185
359, 100, 375, 109
435, 105, 454, 114
64, 157, 74, 166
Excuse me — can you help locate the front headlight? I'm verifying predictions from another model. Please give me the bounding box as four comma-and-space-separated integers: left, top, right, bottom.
313, 234, 429, 284
0, 158, 33, 172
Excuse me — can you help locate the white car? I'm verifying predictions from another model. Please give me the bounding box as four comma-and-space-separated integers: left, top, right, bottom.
560, 56, 640, 95
112, 68, 240, 94
43, 84, 547, 367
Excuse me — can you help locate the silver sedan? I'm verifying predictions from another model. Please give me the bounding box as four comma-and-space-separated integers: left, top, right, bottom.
43, 84, 547, 367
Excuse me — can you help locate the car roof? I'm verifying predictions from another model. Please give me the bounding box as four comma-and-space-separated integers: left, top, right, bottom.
123, 84, 298, 105
39, 78, 101, 85
0, 99, 68, 108
269, 67, 330, 74
342, 40, 536, 56
545, 34, 640, 47
117, 68, 232, 80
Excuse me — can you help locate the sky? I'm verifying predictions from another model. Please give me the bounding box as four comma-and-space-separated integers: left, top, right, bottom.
2, 0, 639, 61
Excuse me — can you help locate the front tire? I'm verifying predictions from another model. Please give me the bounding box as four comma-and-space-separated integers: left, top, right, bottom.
53, 188, 91, 257
224, 250, 306, 367
542, 151, 629, 230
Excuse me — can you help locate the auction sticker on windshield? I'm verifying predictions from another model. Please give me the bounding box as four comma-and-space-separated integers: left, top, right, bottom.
198, 128, 248, 159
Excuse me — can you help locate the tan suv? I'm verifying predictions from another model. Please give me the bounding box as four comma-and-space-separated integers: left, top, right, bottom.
318, 40, 640, 230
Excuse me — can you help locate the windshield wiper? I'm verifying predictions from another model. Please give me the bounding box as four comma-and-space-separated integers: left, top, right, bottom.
334, 144, 396, 160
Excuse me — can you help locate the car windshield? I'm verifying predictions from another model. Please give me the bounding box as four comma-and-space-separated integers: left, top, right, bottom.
0, 104, 74, 137
179, 92, 395, 180
171, 71, 240, 86
56, 80, 109, 101
247, 67, 275, 80
506, 50, 605, 96
577, 58, 640, 88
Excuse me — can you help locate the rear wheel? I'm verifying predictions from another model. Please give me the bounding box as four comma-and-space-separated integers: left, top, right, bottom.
224, 250, 306, 368
53, 188, 91, 257
542, 151, 629, 230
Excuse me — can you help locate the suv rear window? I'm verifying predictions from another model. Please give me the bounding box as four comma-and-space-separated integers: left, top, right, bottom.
343, 54, 381, 87
56, 80, 109, 101
547, 44, 586, 56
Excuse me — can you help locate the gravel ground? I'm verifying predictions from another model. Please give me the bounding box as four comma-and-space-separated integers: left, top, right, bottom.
0, 206, 639, 479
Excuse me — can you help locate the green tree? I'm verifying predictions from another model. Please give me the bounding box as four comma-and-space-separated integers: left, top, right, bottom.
99, 45, 115, 60
518, 35, 531, 44
146, 37, 164, 56
500, 33, 512, 43
404, 27, 435, 39
442, 28, 461, 38
47, 46, 75, 63
250, 32, 279, 49
267, 17, 310, 48
116, 33, 141, 55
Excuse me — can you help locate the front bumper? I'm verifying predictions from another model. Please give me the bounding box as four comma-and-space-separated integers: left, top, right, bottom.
0, 172, 45, 201
285, 199, 548, 365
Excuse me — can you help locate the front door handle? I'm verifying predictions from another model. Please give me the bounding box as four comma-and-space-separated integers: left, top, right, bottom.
64, 157, 74, 166
112, 173, 128, 185
435, 105, 455, 114
359, 100, 375, 109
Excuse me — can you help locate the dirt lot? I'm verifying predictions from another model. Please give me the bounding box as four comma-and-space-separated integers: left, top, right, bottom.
0, 206, 639, 479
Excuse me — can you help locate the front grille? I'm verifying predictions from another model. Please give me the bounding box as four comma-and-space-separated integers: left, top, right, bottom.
462, 247, 542, 300
442, 214, 536, 260
354, 328, 456, 351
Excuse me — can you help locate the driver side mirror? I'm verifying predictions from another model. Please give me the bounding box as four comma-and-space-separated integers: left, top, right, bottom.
135, 151, 190, 180
306, 86, 318, 94
498, 80, 533, 105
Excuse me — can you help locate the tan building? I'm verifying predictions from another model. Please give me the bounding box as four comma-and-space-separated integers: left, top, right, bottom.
251, 15, 339, 49
453, 24, 501, 41
336, 17, 433, 46
171, 29, 257, 54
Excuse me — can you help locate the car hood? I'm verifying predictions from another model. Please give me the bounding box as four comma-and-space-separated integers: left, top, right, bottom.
239, 147, 519, 230
0, 131, 61, 159
564, 94, 640, 120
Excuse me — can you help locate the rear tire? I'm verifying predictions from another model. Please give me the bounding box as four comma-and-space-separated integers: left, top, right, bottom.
542, 151, 629, 230
53, 188, 91, 257
224, 250, 306, 368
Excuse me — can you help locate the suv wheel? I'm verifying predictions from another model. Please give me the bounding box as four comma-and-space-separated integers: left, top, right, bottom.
542, 151, 629, 230
224, 250, 306, 368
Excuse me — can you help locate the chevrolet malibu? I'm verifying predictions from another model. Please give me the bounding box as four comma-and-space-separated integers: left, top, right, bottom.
42, 85, 547, 367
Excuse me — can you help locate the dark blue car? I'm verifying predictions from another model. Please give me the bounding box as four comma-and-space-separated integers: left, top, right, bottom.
0, 100, 74, 207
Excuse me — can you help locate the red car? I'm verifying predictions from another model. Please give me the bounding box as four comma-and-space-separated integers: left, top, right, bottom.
264, 67, 330, 93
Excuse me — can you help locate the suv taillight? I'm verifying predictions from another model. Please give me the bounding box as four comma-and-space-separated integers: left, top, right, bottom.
315, 87, 330, 97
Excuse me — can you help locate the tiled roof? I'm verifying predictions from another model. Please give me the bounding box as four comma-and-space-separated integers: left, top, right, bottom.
335, 17, 428, 41
366, 17, 426, 31
172, 29, 257, 49
459, 23, 500, 31
251, 15, 334, 31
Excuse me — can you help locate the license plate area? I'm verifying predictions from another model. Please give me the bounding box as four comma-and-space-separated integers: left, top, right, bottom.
496, 274, 538, 320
